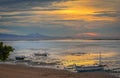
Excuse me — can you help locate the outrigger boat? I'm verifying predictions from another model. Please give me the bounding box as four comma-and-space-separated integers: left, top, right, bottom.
34, 49, 48, 57
34, 52, 48, 57
74, 64, 105, 72
73, 52, 106, 72
15, 56, 25, 60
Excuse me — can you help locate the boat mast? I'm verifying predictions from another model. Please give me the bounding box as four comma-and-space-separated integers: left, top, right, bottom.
99, 52, 102, 65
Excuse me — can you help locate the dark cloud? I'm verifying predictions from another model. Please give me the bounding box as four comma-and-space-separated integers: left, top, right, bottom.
0, 0, 60, 5
0, 0, 62, 12
0, 0, 63, 23
93, 11, 120, 17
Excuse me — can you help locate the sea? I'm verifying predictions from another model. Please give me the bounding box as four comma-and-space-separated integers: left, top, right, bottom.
1, 40, 120, 77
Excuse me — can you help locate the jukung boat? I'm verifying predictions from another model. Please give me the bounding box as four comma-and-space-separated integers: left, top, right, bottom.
73, 52, 106, 72
34, 49, 48, 57
15, 56, 25, 60
74, 64, 105, 72
34, 52, 48, 57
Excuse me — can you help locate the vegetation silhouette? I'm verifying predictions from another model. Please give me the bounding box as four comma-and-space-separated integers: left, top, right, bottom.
0, 42, 14, 61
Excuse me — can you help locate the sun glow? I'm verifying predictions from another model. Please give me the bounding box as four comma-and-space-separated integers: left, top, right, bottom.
51, 0, 116, 21
31, 0, 116, 22
61, 54, 97, 66
55, 8, 95, 15
61, 52, 117, 66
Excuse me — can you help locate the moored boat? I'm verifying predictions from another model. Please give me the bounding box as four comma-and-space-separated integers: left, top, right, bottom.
74, 64, 105, 72
15, 56, 25, 60
34, 52, 48, 57
72, 52, 106, 72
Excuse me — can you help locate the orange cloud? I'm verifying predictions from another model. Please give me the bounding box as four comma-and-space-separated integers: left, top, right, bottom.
75, 32, 100, 38
84, 32, 100, 37
51, 0, 116, 22
28, 0, 116, 23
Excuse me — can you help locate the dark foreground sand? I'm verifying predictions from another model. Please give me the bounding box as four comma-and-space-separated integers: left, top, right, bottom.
0, 64, 116, 78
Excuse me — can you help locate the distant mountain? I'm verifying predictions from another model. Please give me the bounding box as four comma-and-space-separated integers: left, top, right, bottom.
27, 33, 52, 38
0, 33, 119, 41
0, 33, 59, 41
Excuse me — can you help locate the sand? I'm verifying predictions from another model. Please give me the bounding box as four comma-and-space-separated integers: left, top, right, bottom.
0, 64, 116, 78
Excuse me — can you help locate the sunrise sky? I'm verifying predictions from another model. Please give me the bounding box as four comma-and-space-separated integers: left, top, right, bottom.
0, 0, 120, 39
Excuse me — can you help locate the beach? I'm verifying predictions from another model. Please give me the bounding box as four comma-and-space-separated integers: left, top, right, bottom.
0, 64, 116, 78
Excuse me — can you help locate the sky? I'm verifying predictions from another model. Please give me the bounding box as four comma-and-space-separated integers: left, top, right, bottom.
0, 0, 120, 39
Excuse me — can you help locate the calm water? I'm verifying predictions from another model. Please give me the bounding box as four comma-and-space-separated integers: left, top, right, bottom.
2, 40, 120, 69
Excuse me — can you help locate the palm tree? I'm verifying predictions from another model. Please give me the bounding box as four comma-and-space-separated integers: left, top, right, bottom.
0, 42, 14, 61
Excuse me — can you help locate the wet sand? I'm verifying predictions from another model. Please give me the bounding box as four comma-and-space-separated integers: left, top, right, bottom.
0, 64, 116, 78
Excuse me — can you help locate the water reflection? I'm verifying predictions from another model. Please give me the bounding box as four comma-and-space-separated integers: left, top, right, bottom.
61, 52, 117, 66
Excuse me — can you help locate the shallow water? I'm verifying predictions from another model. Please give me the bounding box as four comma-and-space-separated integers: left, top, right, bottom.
2, 40, 120, 68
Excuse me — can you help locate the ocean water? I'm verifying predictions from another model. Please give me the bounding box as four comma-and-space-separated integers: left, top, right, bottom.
2, 40, 120, 69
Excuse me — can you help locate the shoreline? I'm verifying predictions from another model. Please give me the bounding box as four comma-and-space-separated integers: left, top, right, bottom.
0, 64, 117, 78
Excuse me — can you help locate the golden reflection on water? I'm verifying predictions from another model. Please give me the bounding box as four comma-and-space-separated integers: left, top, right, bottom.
61, 52, 117, 66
